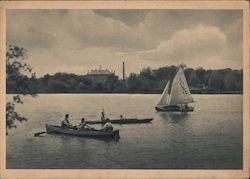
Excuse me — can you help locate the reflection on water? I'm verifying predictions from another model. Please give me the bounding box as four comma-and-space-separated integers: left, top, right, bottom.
46, 133, 121, 143
7, 94, 242, 169
158, 111, 190, 122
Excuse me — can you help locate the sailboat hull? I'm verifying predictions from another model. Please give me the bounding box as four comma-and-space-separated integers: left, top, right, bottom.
155, 105, 194, 112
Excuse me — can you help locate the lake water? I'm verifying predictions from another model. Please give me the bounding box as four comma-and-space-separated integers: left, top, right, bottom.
6, 94, 242, 169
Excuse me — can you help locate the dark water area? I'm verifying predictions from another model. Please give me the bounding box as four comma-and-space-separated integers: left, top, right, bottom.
6, 94, 242, 169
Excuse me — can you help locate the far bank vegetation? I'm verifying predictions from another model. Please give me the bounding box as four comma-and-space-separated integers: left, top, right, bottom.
7, 65, 243, 94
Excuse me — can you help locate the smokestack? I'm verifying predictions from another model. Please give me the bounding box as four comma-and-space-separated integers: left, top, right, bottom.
122, 62, 125, 81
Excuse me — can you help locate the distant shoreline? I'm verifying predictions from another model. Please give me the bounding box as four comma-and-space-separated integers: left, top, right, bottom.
7, 65, 243, 97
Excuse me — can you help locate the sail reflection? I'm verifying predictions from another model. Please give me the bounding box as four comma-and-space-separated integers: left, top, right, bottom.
157, 112, 190, 123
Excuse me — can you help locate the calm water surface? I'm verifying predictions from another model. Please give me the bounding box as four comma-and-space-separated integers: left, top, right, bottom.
6, 94, 242, 169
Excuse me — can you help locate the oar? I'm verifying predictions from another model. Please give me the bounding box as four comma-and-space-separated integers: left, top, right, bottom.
34, 128, 59, 137
34, 131, 47, 137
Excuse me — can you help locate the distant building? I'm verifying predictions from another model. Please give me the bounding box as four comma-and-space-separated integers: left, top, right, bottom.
85, 65, 115, 84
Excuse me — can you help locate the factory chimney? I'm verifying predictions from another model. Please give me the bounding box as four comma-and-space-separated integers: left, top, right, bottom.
122, 62, 125, 81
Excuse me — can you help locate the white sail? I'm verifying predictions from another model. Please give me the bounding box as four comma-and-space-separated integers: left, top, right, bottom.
157, 81, 170, 107
168, 67, 194, 105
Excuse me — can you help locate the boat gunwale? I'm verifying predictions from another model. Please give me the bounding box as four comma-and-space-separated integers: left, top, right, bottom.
85, 118, 153, 124
45, 124, 119, 138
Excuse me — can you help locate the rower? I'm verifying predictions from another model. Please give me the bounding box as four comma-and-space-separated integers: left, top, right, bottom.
61, 114, 72, 129
78, 118, 86, 129
102, 118, 113, 132
78, 118, 92, 130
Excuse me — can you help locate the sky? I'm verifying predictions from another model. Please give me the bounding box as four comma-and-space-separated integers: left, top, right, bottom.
7, 9, 243, 78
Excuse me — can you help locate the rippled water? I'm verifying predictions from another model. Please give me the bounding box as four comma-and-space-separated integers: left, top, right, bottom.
6, 94, 242, 169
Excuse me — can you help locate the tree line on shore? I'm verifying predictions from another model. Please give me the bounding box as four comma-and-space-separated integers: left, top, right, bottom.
7, 65, 243, 94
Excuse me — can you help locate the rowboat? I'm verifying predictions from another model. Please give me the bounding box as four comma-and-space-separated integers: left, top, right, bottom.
45, 124, 120, 138
85, 118, 153, 124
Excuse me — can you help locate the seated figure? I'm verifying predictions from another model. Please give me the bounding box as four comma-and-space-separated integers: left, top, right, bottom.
78, 118, 93, 130
61, 114, 72, 129
102, 118, 113, 132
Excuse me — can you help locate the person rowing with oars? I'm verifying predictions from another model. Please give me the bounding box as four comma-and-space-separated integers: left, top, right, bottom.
101, 118, 113, 132
61, 114, 76, 129
35, 113, 74, 136
77, 118, 95, 130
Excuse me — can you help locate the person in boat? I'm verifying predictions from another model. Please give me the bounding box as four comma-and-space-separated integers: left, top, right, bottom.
78, 118, 86, 129
78, 118, 92, 130
120, 115, 124, 120
180, 104, 188, 110
101, 109, 106, 123
61, 114, 73, 129
102, 118, 113, 132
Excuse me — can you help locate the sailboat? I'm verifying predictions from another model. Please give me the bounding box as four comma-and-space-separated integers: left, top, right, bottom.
155, 66, 194, 112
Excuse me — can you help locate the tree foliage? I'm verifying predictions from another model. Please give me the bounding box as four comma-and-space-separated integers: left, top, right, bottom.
6, 45, 37, 134
7, 64, 243, 95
